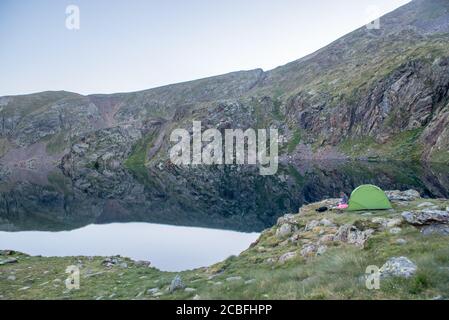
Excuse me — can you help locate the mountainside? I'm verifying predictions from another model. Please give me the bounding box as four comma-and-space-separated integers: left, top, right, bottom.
1, 0, 449, 214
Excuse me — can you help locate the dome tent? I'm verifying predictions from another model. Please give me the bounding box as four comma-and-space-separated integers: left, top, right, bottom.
347, 184, 392, 211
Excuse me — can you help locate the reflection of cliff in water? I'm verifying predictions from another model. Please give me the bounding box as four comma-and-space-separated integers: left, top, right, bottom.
0, 161, 448, 232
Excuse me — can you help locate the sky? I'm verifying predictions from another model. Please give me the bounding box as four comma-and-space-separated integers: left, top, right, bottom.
0, 0, 410, 96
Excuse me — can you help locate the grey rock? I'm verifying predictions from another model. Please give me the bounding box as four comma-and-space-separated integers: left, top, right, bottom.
316, 245, 328, 256
226, 276, 242, 282
7, 275, 16, 281
386, 218, 403, 228
276, 214, 296, 226
266, 258, 276, 264
389, 227, 402, 234
18, 286, 31, 291
0, 258, 18, 265
135, 260, 151, 268
402, 210, 449, 225
334, 224, 373, 247
279, 251, 298, 262
417, 202, 435, 208
421, 224, 449, 236
380, 257, 417, 278
169, 275, 185, 293
319, 218, 335, 227
386, 190, 420, 201
395, 238, 407, 245
0, 250, 15, 256
184, 288, 196, 292
318, 234, 335, 244
305, 220, 320, 231
276, 224, 293, 238
300, 244, 317, 257
146, 288, 159, 295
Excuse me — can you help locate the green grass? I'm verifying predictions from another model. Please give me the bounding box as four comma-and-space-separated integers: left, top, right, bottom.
45, 132, 69, 155
338, 129, 424, 161
47, 170, 73, 196
0, 138, 10, 157
431, 149, 449, 165
287, 129, 301, 153
123, 132, 159, 187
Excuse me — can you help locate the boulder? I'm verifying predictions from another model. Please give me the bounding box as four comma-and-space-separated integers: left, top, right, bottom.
389, 227, 402, 234
421, 224, 449, 236
0, 258, 18, 265
276, 224, 294, 238
379, 257, 417, 278
0, 250, 15, 256
102, 256, 123, 267
417, 202, 435, 208
169, 275, 185, 293
402, 210, 449, 225
276, 214, 296, 226
385, 190, 420, 201
371, 217, 402, 229
225, 276, 242, 282
318, 234, 335, 244
135, 260, 151, 268
300, 244, 317, 257
279, 251, 297, 263
334, 224, 373, 247
305, 220, 320, 231
319, 218, 335, 227
316, 245, 328, 256
146, 288, 159, 295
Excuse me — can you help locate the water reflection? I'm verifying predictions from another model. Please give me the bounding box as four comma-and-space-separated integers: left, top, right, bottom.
0, 161, 448, 233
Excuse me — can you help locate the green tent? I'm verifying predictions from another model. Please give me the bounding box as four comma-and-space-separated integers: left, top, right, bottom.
347, 184, 392, 211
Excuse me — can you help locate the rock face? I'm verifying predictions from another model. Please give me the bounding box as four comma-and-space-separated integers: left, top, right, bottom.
379, 257, 417, 278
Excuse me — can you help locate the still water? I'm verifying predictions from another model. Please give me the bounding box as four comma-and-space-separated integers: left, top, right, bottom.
0, 222, 259, 271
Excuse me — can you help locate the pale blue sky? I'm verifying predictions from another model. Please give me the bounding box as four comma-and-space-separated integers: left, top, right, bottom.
0, 0, 410, 96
